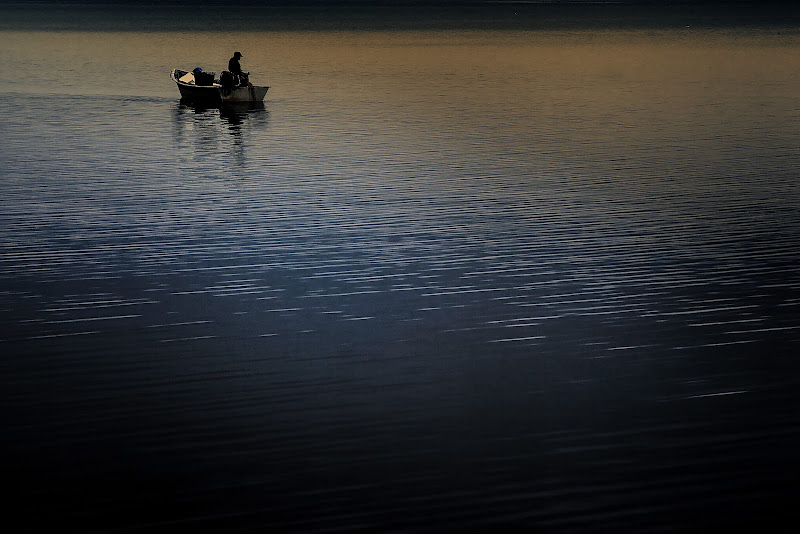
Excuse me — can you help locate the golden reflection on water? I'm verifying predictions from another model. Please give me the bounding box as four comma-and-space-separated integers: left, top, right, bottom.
3, 28, 799, 104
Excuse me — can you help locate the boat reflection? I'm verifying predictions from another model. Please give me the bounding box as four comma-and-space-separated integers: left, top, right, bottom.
178, 98, 267, 126
219, 102, 265, 129
172, 99, 269, 165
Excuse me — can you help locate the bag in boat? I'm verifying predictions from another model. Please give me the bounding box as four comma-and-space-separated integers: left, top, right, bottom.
220, 70, 235, 95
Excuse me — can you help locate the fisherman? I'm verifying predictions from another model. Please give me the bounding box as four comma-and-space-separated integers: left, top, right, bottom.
228, 51, 248, 87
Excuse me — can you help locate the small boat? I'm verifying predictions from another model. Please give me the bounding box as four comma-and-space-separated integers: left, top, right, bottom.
170, 68, 269, 104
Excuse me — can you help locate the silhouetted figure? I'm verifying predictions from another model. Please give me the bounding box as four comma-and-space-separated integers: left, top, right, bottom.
228, 51, 248, 87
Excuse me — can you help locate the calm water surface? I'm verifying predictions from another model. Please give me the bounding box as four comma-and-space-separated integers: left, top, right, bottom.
2, 17, 800, 533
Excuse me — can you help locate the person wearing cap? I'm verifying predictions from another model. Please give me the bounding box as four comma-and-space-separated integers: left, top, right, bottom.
228, 51, 248, 87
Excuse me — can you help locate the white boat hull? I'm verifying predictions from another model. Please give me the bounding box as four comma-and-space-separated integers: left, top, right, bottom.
171, 69, 269, 104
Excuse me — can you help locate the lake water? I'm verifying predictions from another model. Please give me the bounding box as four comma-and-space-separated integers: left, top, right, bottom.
2, 4, 800, 532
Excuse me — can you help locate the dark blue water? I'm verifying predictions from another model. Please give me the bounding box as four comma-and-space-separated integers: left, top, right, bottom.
2, 10, 800, 532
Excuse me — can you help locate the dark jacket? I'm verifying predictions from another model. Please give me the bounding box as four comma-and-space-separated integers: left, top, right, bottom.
228, 56, 243, 76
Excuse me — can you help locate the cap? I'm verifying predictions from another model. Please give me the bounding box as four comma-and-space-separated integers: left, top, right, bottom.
234, 51, 243, 58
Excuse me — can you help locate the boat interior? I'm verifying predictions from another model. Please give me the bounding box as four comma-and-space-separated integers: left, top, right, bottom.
173, 69, 217, 86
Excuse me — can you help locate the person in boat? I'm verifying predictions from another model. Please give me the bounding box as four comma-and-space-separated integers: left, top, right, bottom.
228, 51, 249, 87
